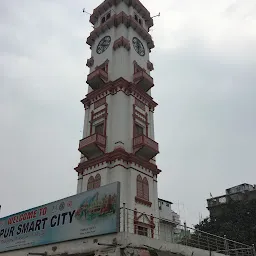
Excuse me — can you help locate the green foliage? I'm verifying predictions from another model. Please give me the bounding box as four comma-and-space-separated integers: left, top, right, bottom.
195, 199, 256, 245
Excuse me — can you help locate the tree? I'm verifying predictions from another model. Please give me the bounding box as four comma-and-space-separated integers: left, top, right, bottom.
195, 199, 256, 245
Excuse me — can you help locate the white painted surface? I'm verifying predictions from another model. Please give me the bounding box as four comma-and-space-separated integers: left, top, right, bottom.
158, 200, 180, 226
160, 222, 174, 242
79, 161, 159, 221
80, 0, 160, 237
88, 5, 152, 85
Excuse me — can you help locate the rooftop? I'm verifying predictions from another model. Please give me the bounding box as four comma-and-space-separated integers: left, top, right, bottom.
158, 198, 173, 205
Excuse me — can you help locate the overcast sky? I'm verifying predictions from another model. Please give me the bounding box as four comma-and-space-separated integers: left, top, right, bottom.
1, 0, 256, 226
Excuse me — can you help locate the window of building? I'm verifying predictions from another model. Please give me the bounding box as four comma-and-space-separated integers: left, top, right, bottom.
135, 124, 144, 137
137, 175, 143, 198
138, 226, 148, 236
143, 177, 149, 201
106, 12, 111, 20
95, 123, 104, 135
134, 13, 143, 26
97, 60, 108, 73
133, 61, 145, 74
101, 12, 111, 24
87, 174, 101, 190
87, 176, 94, 190
136, 175, 149, 201
94, 174, 101, 188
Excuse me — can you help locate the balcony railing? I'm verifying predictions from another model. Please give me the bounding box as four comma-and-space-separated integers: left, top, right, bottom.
133, 71, 154, 92
133, 135, 159, 160
78, 133, 106, 159
87, 69, 108, 90
120, 207, 255, 256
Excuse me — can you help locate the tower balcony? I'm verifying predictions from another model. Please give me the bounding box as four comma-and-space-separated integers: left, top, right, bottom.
87, 69, 108, 90
133, 71, 154, 92
133, 135, 159, 160
78, 134, 106, 159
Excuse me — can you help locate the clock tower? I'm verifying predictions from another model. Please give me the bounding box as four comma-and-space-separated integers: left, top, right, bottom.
75, 0, 160, 237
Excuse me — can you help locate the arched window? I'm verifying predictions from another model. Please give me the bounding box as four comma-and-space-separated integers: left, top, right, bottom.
87, 176, 94, 190
137, 175, 143, 198
139, 19, 142, 25
137, 175, 149, 201
94, 174, 101, 188
101, 17, 106, 24
143, 177, 149, 201
87, 174, 101, 191
135, 15, 138, 21
106, 13, 111, 20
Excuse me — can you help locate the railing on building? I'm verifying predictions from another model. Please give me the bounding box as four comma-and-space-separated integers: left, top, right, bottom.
133, 135, 159, 151
120, 206, 256, 256
79, 134, 106, 148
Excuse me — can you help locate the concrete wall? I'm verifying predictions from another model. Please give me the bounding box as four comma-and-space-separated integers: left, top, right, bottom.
88, 2, 152, 86
160, 222, 174, 242
0, 232, 226, 256
77, 0, 159, 233
159, 200, 173, 220
77, 162, 159, 223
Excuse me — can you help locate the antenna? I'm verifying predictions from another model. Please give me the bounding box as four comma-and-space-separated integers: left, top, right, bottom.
82, 8, 94, 28
82, 8, 91, 15
151, 12, 160, 19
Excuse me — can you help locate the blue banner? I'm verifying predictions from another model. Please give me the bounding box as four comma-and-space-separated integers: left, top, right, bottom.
0, 182, 120, 253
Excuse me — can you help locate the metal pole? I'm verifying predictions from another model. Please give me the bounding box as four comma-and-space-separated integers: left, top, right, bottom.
126, 207, 129, 233
184, 222, 188, 246
252, 244, 256, 256
197, 232, 201, 249
216, 237, 219, 252
224, 235, 229, 255
123, 203, 126, 232
234, 243, 238, 256
157, 220, 160, 239
207, 234, 210, 252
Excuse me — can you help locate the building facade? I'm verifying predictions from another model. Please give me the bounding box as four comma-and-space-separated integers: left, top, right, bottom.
75, 0, 160, 237
207, 183, 256, 217
158, 199, 181, 242
0, 1, 181, 255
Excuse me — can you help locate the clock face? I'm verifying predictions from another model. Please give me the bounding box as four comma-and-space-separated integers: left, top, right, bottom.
132, 37, 145, 56
96, 36, 111, 54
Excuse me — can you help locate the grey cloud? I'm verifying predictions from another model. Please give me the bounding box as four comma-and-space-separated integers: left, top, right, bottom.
154, 36, 256, 224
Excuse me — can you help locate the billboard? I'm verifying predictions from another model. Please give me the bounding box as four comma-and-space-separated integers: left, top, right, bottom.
0, 182, 120, 253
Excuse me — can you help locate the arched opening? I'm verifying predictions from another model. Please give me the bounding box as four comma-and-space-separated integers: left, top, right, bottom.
94, 174, 101, 188
143, 177, 149, 201
137, 175, 143, 198
137, 175, 149, 201
87, 176, 94, 191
